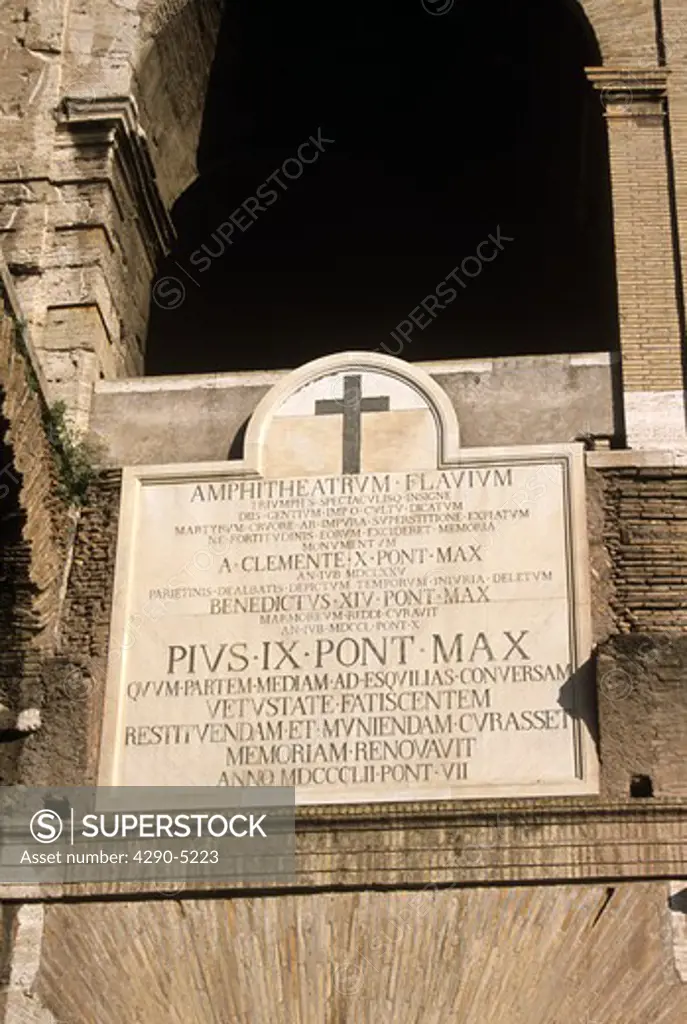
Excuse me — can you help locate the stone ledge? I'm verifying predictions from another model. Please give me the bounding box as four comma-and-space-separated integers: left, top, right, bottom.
1, 800, 684, 900
93, 351, 616, 396
587, 450, 684, 469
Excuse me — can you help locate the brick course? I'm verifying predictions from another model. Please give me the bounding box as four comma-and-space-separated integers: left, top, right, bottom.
598, 466, 687, 630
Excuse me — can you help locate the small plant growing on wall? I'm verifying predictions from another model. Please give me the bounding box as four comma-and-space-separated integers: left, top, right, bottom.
44, 401, 104, 505
3, 307, 104, 505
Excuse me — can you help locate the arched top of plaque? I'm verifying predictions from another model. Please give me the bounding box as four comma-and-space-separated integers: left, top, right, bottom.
244, 352, 460, 478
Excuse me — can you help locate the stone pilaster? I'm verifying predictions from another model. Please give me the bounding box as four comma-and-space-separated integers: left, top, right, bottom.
38, 97, 174, 430
661, 3, 687, 441
587, 68, 686, 449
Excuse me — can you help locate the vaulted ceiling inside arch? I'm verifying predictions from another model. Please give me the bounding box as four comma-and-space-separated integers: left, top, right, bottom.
136, 0, 224, 209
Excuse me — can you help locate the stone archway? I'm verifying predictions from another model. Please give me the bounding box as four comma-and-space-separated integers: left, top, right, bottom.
145, 0, 619, 373
3, 0, 680, 442
28, 884, 687, 1024
573, 0, 659, 64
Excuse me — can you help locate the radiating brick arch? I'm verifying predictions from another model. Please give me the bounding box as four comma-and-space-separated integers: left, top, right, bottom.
572, 0, 658, 64
33, 885, 687, 1023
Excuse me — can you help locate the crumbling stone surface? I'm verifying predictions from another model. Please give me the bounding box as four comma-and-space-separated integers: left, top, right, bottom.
597, 633, 687, 798
0, 0, 222, 424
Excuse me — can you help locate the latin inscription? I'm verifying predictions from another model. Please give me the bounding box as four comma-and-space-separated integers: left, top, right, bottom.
109, 459, 587, 802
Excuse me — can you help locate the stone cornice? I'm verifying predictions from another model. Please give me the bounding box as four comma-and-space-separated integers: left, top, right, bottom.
586, 67, 669, 118
1, 799, 685, 900
54, 96, 175, 265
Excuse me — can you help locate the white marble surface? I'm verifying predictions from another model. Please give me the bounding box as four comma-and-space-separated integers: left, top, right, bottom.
99, 353, 597, 803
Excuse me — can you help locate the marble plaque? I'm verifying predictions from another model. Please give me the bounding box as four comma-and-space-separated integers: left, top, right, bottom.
100, 353, 597, 803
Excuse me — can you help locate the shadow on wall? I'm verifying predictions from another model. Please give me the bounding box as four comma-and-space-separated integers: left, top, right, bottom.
228, 417, 249, 460
557, 661, 600, 757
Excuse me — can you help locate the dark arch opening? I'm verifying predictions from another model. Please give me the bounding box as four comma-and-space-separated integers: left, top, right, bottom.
146, 0, 618, 374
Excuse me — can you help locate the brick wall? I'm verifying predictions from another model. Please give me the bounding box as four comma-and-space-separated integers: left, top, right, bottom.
0, 285, 71, 784
599, 466, 687, 630
17, 470, 122, 786
591, 464, 687, 798
596, 77, 683, 394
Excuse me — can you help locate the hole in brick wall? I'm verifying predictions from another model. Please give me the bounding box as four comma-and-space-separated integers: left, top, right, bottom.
630, 774, 653, 798
0, 729, 25, 744
668, 888, 687, 914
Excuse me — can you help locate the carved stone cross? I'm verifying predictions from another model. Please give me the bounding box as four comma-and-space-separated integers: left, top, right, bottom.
314, 374, 390, 474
